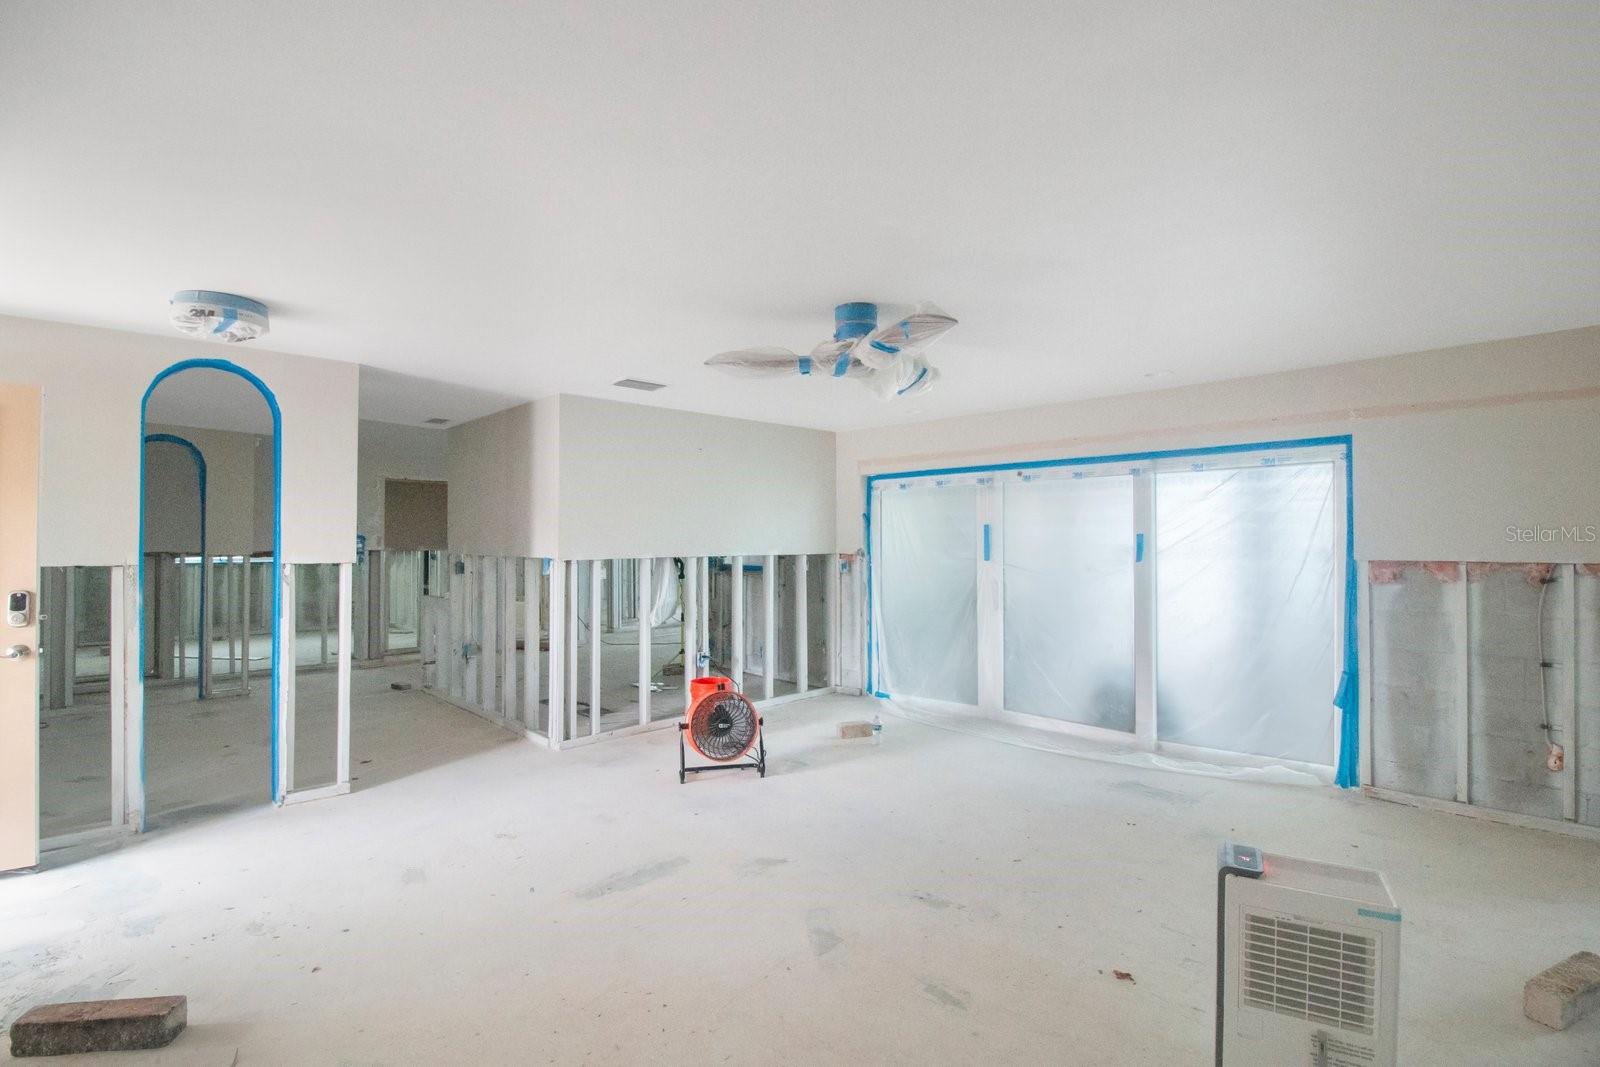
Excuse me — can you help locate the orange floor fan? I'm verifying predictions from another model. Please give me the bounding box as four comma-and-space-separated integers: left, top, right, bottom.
678, 677, 767, 783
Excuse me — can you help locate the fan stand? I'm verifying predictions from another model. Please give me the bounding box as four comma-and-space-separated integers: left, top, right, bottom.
678, 717, 766, 784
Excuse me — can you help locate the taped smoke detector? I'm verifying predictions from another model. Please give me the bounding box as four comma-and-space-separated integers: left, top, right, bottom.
170, 290, 270, 343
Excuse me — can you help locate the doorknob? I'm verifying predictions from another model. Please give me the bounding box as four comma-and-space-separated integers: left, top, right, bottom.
2, 644, 31, 660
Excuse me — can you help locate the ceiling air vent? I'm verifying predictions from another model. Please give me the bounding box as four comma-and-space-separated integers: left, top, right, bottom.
613, 378, 666, 392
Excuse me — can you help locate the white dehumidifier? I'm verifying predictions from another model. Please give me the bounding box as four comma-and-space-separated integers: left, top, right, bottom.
1215, 843, 1401, 1066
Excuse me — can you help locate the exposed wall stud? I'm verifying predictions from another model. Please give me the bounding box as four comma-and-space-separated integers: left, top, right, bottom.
523, 559, 542, 733
200, 553, 214, 697
480, 557, 499, 716
501, 559, 518, 723
590, 560, 603, 736
683, 557, 699, 712
319, 559, 331, 666
795, 555, 809, 694
731, 556, 745, 691
827, 553, 840, 688
1455, 562, 1470, 805
336, 561, 352, 787
763, 554, 776, 701
547, 560, 566, 745
566, 561, 578, 740
241, 558, 252, 692
110, 564, 129, 828
638, 556, 651, 727
279, 563, 297, 799
1563, 563, 1579, 821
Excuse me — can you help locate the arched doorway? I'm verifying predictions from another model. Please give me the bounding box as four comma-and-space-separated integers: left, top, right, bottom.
138, 359, 282, 827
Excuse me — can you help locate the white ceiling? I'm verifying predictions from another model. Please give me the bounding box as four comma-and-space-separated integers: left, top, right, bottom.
2, 2, 1597, 431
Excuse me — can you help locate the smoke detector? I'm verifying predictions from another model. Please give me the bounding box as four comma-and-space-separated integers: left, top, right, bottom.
170, 290, 270, 343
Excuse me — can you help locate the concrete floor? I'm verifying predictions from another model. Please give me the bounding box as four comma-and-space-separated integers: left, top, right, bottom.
40, 656, 357, 839
7, 675, 1600, 1064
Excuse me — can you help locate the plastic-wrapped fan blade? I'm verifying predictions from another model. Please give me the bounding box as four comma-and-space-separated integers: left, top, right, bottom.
869, 355, 938, 401
706, 346, 808, 379
853, 302, 958, 370
809, 338, 855, 378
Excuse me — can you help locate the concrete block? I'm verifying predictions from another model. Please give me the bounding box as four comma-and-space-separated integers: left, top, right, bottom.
10, 996, 186, 1057
837, 721, 873, 739
1525, 952, 1600, 1031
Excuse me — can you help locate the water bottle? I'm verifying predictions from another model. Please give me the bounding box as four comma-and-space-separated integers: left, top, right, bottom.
871, 714, 882, 745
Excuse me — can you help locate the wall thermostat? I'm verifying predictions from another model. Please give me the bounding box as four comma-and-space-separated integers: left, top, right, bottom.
7, 590, 31, 627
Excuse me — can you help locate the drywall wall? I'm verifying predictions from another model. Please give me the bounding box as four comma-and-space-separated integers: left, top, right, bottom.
556, 394, 835, 560
446, 402, 545, 558
532, 396, 560, 556
836, 327, 1600, 564
143, 423, 273, 556
356, 419, 448, 549
0, 314, 359, 565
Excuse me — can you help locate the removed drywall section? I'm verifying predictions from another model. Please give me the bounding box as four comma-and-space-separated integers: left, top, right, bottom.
835, 327, 1600, 564
357, 419, 448, 550
446, 402, 547, 558
557, 394, 834, 559
0, 314, 359, 565
1369, 566, 1460, 801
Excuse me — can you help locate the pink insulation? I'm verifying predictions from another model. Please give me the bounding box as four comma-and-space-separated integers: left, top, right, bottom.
1421, 561, 1462, 582
1465, 561, 1556, 584
1369, 561, 1408, 584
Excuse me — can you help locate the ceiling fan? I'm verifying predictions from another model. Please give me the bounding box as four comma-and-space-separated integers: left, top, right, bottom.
706, 301, 956, 400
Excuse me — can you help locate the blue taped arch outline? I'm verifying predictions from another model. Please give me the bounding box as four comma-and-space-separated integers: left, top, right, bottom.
864, 434, 1359, 787
139, 359, 283, 818
142, 433, 207, 701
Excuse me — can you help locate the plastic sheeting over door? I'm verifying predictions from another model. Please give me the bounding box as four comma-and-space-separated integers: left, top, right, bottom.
1155, 463, 1337, 765
868, 441, 1349, 779
1003, 472, 1136, 731
874, 483, 979, 705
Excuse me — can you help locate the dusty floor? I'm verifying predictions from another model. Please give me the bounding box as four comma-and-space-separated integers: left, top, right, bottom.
7, 672, 1600, 1064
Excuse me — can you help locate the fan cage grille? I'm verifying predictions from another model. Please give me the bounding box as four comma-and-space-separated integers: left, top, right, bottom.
1240, 911, 1377, 1035
686, 692, 760, 761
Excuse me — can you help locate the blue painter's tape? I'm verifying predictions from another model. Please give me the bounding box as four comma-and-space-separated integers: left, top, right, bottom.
797, 356, 812, 376
833, 354, 851, 378
870, 339, 900, 355
143, 433, 207, 701
211, 306, 238, 335
896, 366, 929, 396
1357, 907, 1401, 922
141, 358, 284, 817
1134, 532, 1144, 563
983, 523, 992, 561
862, 435, 1353, 489
834, 302, 878, 341
1334, 438, 1360, 788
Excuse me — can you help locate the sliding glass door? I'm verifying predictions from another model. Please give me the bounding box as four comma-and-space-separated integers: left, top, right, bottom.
1002, 470, 1137, 731
1154, 461, 1338, 764
869, 443, 1346, 770
873, 481, 979, 706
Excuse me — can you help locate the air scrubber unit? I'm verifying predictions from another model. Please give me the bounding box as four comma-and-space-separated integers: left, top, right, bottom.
1216, 843, 1401, 1066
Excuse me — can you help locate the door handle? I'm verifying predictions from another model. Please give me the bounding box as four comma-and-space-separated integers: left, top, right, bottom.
2, 644, 32, 660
